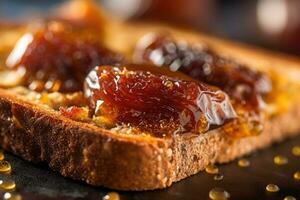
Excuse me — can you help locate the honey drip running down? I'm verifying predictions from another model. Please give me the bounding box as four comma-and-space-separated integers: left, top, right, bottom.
6, 21, 123, 93
84, 65, 236, 137
133, 33, 273, 137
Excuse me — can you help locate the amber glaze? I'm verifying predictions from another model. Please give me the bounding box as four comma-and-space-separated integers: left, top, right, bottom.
84, 65, 236, 137
6, 21, 123, 93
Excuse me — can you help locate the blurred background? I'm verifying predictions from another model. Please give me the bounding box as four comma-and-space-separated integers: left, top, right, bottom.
1, 0, 300, 55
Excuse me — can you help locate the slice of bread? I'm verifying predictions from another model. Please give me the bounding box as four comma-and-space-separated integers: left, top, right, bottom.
1, 20, 300, 191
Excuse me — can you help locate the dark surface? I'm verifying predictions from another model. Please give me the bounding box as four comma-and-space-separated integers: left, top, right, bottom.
0, 135, 299, 200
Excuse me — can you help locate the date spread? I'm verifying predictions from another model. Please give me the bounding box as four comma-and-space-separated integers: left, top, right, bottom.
132, 33, 273, 137
2, 22, 273, 137
5, 21, 123, 93
133, 33, 272, 108
84, 66, 236, 136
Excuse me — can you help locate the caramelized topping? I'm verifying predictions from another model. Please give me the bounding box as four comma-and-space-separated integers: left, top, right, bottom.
6, 21, 123, 93
133, 33, 273, 137
133, 33, 272, 107
84, 66, 236, 136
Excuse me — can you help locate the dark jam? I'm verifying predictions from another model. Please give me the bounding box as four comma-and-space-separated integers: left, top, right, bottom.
84, 66, 236, 137
133, 33, 272, 137
6, 21, 123, 93
133, 33, 272, 107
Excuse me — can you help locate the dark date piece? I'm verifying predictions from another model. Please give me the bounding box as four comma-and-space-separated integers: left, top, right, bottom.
6, 21, 123, 93
84, 65, 236, 137
133, 33, 272, 107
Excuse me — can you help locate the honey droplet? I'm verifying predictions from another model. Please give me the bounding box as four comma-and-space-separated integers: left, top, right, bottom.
0, 150, 4, 161
3, 192, 22, 200
0, 161, 11, 174
292, 146, 300, 156
209, 187, 230, 200
213, 174, 224, 181
0, 179, 16, 191
284, 196, 296, 200
293, 171, 300, 180
238, 159, 250, 167
103, 192, 120, 200
266, 184, 280, 192
205, 165, 219, 174
273, 155, 288, 165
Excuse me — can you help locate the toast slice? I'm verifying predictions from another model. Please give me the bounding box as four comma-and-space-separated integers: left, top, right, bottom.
1, 4, 300, 191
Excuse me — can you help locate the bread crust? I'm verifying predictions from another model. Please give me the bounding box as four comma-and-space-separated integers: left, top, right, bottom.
0, 90, 173, 190
1, 22, 300, 190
